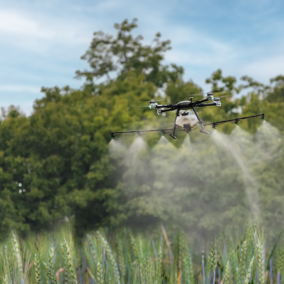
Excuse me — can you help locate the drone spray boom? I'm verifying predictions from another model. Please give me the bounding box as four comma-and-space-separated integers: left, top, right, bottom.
204, 113, 265, 128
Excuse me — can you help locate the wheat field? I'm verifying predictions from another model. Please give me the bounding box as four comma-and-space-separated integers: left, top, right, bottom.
0, 224, 282, 284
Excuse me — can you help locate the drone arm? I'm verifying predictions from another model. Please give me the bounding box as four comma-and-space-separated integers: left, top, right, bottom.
194, 103, 217, 107
156, 104, 173, 109
194, 98, 210, 104
160, 108, 176, 113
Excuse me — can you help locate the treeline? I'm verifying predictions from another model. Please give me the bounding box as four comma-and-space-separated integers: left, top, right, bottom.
0, 19, 283, 239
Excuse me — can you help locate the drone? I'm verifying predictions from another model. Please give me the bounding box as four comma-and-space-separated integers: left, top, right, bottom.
111, 92, 265, 139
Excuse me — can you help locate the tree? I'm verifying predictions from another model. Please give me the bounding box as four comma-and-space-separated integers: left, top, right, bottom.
75, 18, 184, 88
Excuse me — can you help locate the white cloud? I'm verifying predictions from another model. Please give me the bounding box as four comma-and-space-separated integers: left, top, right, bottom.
0, 9, 91, 53
0, 10, 54, 38
161, 27, 237, 75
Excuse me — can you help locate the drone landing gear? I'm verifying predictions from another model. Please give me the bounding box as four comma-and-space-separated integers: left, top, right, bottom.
170, 124, 177, 139
169, 109, 180, 139
191, 106, 209, 135
199, 122, 209, 134
200, 129, 209, 135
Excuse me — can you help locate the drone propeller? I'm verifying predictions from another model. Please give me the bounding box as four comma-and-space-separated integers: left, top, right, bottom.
188, 91, 210, 97
136, 99, 167, 108
139, 99, 166, 102
186, 91, 223, 98
216, 94, 232, 99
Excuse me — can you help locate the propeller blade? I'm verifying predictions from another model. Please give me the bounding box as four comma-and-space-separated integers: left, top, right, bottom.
186, 91, 222, 98
187, 92, 207, 97
139, 98, 166, 102
218, 94, 233, 98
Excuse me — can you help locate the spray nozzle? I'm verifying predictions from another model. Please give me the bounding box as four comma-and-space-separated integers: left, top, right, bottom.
212, 123, 216, 129
261, 114, 265, 120
111, 132, 115, 139
161, 130, 166, 136
235, 119, 239, 125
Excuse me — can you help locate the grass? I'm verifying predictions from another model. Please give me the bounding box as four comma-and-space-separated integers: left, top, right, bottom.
0, 224, 282, 283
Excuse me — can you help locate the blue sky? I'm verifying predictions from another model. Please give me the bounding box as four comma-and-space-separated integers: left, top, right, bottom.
0, 0, 283, 114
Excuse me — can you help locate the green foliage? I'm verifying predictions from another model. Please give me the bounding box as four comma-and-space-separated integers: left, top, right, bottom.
75, 18, 177, 88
